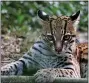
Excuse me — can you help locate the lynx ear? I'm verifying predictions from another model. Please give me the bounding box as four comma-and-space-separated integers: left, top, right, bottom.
70, 11, 80, 21
70, 11, 80, 30
38, 10, 49, 21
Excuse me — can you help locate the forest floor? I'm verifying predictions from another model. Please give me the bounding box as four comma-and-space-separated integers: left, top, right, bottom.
1, 35, 28, 66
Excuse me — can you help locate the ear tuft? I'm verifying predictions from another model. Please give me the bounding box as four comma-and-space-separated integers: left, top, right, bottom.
38, 10, 49, 21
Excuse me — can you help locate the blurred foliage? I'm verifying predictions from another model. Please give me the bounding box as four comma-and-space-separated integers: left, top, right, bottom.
1, 1, 88, 37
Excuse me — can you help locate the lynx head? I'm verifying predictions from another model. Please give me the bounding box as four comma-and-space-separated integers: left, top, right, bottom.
38, 10, 80, 53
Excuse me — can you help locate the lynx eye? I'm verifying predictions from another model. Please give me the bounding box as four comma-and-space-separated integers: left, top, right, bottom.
63, 35, 71, 40
47, 34, 53, 41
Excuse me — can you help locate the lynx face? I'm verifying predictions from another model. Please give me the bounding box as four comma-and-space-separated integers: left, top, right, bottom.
38, 10, 80, 53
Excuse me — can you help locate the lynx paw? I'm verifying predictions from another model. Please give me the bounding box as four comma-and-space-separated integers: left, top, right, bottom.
34, 69, 54, 83
1, 64, 15, 75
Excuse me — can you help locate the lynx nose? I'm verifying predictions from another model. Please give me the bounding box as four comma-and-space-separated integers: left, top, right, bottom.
55, 42, 62, 53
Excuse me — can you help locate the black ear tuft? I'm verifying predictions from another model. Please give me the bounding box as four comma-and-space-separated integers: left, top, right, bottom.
70, 11, 80, 21
38, 10, 49, 21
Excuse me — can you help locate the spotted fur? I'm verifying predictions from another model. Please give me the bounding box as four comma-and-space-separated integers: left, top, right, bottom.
75, 43, 88, 78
